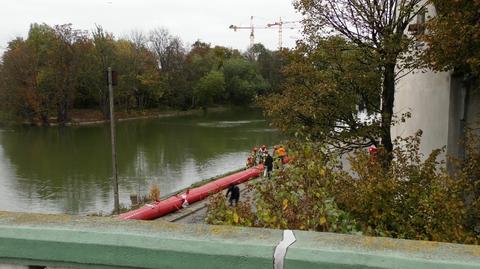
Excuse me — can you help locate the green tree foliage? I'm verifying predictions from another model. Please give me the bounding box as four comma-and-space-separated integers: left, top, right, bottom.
47, 24, 90, 123
421, 0, 480, 81
114, 32, 165, 111
207, 134, 480, 244
1, 37, 40, 123
194, 71, 225, 107
223, 58, 269, 104
260, 37, 383, 152
91, 25, 116, 116
334, 132, 477, 243
149, 28, 190, 109
294, 0, 428, 154
451, 132, 480, 239
0, 23, 90, 124
0, 24, 278, 124
206, 142, 360, 233
246, 43, 285, 93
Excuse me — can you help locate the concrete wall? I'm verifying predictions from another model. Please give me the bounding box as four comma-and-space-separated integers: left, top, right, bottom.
0, 211, 479, 269
393, 3, 458, 159
447, 75, 466, 160
466, 87, 480, 134
393, 58, 480, 162
393, 2, 480, 160
392, 69, 452, 157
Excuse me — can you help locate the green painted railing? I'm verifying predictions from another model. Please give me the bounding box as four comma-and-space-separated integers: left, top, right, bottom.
0, 211, 478, 269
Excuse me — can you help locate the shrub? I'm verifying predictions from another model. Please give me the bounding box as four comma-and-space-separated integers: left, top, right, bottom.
148, 184, 161, 202
334, 132, 477, 243
205, 192, 256, 226
207, 132, 480, 244
207, 142, 359, 234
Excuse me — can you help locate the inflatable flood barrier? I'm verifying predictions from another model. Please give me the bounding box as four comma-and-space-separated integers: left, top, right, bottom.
119, 165, 264, 220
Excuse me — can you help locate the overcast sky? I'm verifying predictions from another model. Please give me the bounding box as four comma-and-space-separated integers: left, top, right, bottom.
0, 0, 303, 54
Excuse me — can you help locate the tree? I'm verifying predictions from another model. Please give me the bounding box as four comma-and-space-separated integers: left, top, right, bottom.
0, 24, 273, 123
49, 24, 89, 123
186, 41, 216, 83
92, 25, 117, 117
0, 37, 40, 122
260, 37, 383, 152
421, 0, 480, 80
246, 43, 285, 94
114, 34, 163, 111
223, 58, 269, 104
19, 24, 57, 124
0, 23, 86, 125
149, 28, 177, 71
194, 71, 226, 107
149, 28, 189, 109
294, 0, 428, 155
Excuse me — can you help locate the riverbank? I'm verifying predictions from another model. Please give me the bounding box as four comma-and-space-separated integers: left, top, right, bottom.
19, 107, 229, 127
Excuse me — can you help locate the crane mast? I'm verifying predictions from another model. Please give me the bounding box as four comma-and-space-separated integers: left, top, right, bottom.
230, 16, 301, 50
249, 16, 254, 47
267, 17, 301, 49
229, 16, 269, 48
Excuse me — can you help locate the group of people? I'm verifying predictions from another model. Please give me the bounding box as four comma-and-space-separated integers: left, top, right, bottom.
245, 144, 287, 178
226, 145, 287, 207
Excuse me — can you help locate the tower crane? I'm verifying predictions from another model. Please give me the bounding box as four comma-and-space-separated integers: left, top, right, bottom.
230, 16, 302, 49
267, 17, 301, 49
229, 16, 269, 48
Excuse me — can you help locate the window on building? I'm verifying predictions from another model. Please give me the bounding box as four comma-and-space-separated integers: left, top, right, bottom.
408, 10, 426, 35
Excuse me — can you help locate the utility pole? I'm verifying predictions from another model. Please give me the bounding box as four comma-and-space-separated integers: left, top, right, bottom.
108, 67, 120, 215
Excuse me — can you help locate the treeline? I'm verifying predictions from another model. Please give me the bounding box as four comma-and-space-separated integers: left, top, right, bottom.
0, 23, 285, 125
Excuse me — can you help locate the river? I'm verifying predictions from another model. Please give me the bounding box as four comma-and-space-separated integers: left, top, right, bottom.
0, 108, 282, 215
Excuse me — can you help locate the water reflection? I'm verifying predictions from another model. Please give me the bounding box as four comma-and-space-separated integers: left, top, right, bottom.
0, 108, 282, 214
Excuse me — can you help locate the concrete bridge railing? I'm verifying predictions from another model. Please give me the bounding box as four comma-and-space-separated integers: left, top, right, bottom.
0, 211, 479, 269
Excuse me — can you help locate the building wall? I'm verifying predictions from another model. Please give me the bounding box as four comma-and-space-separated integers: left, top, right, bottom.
466, 86, 480, 133
392, 69, 452, 158
392, 2, 464, 159
446, 75, 465, 160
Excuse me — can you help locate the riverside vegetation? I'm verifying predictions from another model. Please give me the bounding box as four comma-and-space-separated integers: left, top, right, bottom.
207, 133, 480, 244
207, 0, 480, 245
0, 24, 284, 125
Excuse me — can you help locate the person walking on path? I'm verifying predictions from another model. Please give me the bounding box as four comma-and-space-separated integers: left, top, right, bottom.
226, 184, 240, 207
264, 153, 274, 178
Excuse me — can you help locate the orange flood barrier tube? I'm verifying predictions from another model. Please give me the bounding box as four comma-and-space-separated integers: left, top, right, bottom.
119, 165, 265, 220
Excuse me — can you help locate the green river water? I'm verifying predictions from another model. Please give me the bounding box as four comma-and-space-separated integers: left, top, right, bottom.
0, 108, 282, 215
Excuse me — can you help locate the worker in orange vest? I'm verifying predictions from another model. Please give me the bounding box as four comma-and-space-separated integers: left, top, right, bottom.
276, 145, 287, 163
